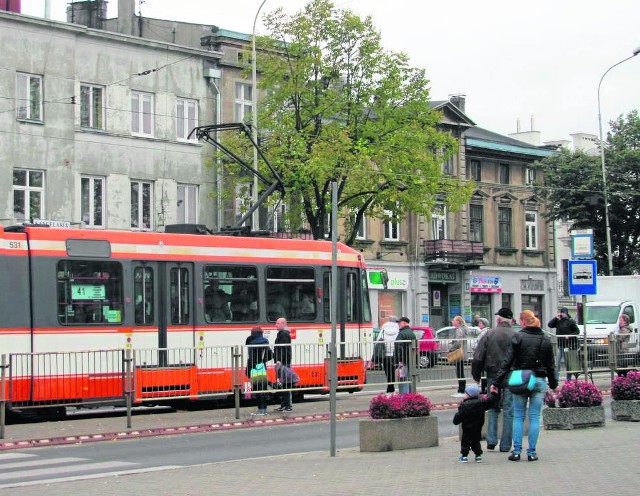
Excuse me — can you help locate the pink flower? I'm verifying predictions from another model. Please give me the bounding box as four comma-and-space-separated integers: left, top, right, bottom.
611, 370, 640, 400
556, 380, 602, 408
369, 393, 432, 419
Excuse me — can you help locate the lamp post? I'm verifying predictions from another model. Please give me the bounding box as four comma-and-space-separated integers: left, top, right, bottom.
251, 0, 267, 231
597, 46, 640, 275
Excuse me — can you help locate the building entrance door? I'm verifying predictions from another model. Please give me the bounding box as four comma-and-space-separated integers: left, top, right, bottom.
429, 283, 449, 330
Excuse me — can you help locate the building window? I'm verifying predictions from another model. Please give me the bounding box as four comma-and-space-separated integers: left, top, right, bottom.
501, 293, 513, 311
355, 214, 366, 240
80, 84, 104, 129
323, 213, 331, 239
383, 207, 400, 241
441, 153, 453, 175
177, 184, 198, 224
525, 166, 535, 185
499, 163, 510, 184
131, 90, 154, 137
498, 207, 512, 248
234, 182, 252, 226
469, 160, 481, 181
131, 180, 153, 230
469, 204, 483, 243
81, 175, 105, 228
431, 203, 447, 240
16, 73, 42, 121
234, 83, 253, 122
176, 98, 198, 141
13, 169, 44, 221
525, 210, 538, 249
269, 202, 288, 232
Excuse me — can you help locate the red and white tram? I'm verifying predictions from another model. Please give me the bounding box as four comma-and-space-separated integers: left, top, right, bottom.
0, 224, 373, 410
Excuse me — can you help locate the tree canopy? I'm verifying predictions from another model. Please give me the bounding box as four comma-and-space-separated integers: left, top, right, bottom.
533, 110, 640, 274
232, 0, 473, 243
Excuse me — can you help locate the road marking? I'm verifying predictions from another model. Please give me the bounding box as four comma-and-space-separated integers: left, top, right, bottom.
0, 465, 182, 489
0, 452, 34, 460
0, 460, 135, 481
0, 456, 85, 470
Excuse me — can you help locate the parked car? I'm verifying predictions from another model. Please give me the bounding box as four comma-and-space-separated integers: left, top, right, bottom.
435, 326, 482, 363
412, 326, 438, 368
368, 326, 437, 369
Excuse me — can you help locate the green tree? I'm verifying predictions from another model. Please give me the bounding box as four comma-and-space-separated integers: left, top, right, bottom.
240, 0, 472, 243
533, 110, 640, 274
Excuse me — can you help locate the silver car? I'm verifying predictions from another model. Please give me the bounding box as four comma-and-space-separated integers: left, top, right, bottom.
435, 326, 482, 363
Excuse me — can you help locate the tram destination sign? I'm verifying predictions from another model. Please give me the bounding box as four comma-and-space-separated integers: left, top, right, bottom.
33, 219, 71, 228
71, 284, 106, 300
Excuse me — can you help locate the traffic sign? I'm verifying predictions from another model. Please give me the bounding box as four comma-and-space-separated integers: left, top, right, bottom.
571, 229, 593, 259
568, 260, 597, 295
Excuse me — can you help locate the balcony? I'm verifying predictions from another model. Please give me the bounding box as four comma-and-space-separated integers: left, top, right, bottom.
423, 239, 484, 268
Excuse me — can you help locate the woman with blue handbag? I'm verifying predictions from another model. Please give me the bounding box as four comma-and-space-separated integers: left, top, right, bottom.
495, 310, 557, 462
246, 326, 273, 416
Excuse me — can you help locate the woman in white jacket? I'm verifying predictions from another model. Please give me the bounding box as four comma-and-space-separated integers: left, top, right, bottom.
381, 315, 400, 393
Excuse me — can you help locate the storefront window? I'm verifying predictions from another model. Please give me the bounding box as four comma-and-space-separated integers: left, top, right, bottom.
522, 294, 543, 323
471, 293, 492, 323
377, 291, 402, 329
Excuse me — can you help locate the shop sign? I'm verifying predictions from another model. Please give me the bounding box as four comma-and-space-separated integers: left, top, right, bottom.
368, 271, 409, 290
429, 271, 457, 282
470, 276, 502, 293
521, 279, 544, 291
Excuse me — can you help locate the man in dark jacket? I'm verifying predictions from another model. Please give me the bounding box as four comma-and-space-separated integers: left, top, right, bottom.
548, 307, 580, 381
472, 307, 516, 452
453, 384, 498, 463
274, 317, 293, 412
395, 317, 417, 394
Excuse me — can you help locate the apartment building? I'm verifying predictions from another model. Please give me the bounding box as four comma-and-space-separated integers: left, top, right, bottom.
0, 4, 226, 231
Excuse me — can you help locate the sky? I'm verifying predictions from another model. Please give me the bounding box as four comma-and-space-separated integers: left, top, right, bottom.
20, 0, 640, 144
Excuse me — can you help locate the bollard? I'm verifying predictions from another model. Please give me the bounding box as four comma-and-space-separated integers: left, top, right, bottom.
233, 346, 241, 420
608, 332, 617, 381
0, 354, 6, 439
410, 340, 418, 394
125, 348, 133, 429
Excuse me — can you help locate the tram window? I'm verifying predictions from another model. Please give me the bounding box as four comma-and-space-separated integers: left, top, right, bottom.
266, 267, 316, 322
361, 270, 372, 323
134, 267, 154, 325
345, 272, 356, 323
205, 265, 257, 323
170, 267, 190, 325
323, 273, 331, 322
57, 260, 123, 325
203, 266, 233, 322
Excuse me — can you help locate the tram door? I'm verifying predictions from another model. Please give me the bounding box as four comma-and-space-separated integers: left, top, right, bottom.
162, 262, 195, 354
132, 261, 194, 366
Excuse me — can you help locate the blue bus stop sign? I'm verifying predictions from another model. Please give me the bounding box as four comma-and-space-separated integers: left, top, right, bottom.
568, 260, 597, 295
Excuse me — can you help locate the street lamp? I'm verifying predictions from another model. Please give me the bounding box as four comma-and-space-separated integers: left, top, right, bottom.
597, 46, 640, 275
251, 0, 267, 231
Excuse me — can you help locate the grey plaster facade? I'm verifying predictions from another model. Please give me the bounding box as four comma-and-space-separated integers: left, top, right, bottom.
0, 9, 223, 230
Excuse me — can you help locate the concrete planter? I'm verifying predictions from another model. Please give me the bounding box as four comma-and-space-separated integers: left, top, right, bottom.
611, 400, 640, 421
543, 405, 605, 430
359, 415, 439, 452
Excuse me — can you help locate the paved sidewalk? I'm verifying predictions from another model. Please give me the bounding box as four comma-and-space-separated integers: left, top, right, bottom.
2, 378, 637, 495
4, 402, 640, 496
